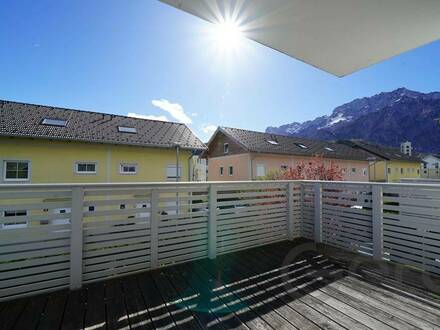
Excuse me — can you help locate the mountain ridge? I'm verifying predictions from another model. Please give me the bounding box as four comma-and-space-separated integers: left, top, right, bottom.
266, 88, 440, 153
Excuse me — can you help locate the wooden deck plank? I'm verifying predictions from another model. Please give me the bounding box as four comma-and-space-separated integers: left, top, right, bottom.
151, 270, 202, 329
231, 249, 346, 330
60, 289, 86, 330
83, 282, 107, 330
121, 275, 154, 330
37, 291, 68, 330
0, 298, 27, 330
105, 279, 130, 330
137, 272, 177, 329
212, 253, 323, 330
245, 245, 372, 330
14, 295, 47, 330
176, 262, 253, 330
164, 266, 227, 330
258, 243, 396, 330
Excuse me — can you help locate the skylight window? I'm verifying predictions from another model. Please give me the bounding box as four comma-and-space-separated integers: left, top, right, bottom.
295, 143, 308, 149
266, 140, 279, 145
118, 126, 137, 134
324, 147, 334, 152
41, 118, 67, 127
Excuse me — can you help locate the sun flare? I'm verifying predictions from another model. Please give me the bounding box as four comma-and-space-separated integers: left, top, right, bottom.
211, 20, 244, 53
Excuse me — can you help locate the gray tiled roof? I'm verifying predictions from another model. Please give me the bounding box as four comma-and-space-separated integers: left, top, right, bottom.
219, 127, 376, 161
0, 100, 206, 150
343, 140, 421, 162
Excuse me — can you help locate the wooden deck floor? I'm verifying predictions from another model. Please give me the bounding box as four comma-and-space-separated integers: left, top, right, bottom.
1, 240, 440, 330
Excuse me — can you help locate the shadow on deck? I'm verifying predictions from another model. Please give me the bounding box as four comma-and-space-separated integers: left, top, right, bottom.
1, 239, 439, 330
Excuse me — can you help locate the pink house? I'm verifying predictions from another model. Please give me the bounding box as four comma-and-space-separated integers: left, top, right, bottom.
205, 127, 376, 182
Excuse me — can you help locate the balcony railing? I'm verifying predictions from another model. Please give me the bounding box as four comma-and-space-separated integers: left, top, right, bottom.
0, 180, 439, 302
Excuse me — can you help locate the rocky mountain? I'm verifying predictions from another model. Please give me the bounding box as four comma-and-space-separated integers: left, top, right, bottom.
266, 88, 440, 153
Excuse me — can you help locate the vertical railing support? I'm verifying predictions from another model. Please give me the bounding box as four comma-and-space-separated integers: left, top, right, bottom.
150, 189, 159, 269
314, 182, 323, 243
287, 182, 295, 240
208, 184, 218, 259
372, 185, 384, 261
70, 186, 84, 290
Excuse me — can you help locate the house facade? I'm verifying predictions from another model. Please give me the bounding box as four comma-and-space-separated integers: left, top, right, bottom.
0, 100, 206, 184
205, 127, 374, 181
342, 140, 421, 182
419, 153, 440, 178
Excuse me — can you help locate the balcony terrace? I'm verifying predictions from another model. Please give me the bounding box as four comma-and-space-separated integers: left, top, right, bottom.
0, 180, 439, 329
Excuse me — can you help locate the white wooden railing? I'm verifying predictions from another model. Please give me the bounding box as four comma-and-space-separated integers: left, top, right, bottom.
0, 180, 439, 301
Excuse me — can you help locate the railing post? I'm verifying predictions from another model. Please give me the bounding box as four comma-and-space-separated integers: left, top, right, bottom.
70, 186, 84, 290
150, 189, 159, 269
208, 184, 217, 259
314, 182, 323, 243
372, 185, 384, 261
287, 182, 295, 240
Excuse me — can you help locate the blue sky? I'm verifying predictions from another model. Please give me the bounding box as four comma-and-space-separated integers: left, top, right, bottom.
1, 0, 439, 141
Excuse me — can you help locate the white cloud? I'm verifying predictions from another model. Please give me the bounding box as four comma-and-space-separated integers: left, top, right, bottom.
151, 99, 192, 124
127, 112, 169, 122
201, 124, 217, 134
191, 112, 198, 117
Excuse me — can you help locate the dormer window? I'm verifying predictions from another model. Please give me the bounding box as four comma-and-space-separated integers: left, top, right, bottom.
324, 147, 334, 152
295, 143, 308, 149
223, 143, 229, 154
41, 118, 67, 127
118, 126, 137, 133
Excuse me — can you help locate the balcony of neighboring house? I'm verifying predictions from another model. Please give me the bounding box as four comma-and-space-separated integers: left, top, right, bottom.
0, 180, 439, 329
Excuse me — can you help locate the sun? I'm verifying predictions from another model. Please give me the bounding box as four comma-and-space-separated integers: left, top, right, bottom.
210, 20, 244, 54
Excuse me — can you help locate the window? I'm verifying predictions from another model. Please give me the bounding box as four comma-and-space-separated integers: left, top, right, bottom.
2, 210, 27, 229
362, 168, 367, 176
228, 166, 234, 176
75, 162, 96, 174
295, 143, 308, 149
324, 147, 334, 152
342, 168, 347, 174
88, 206, 95, 212
417, 169, 420, 174
223, 143, 229, 154
118, 126, 137, 133
400, 168, 404, 174
120, 163, 137, 174
219, 166, 224, 176
351, 168, 356, 173
256, 164, 266, 177
166, 164, 182, 181
41, 118, 67, 127
387, 168, 391, 174
266, 140, 279, 145
4, 161, 30, 181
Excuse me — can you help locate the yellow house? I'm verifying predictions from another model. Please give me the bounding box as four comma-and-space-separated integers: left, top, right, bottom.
0, 100, 206, 184
0, 100, 206, 229
341, 140, 421, 182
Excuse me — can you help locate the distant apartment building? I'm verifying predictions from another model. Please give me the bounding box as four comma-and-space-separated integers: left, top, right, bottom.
342, 140, 421, 182
0, 100, 206, 184
419, 153, 440, 178
204, 127, 374, 182
400, 141, 413, 156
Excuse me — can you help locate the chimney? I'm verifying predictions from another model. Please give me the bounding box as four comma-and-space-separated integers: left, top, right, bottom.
400, 141, 412, 156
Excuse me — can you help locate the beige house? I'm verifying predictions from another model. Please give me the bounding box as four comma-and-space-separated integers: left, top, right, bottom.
205, 127, 376, 182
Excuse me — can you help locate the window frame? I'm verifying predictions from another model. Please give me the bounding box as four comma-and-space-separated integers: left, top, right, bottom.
166, 164, 182, 181
3, 160, 31, 182
2, 210, 28, 229
256, 164, 266, 177
74, 162, 97, 175
41, 118, 67, 127
223, 143, 229, 154
118, 126, 137, 134
119, 163, 138, 175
